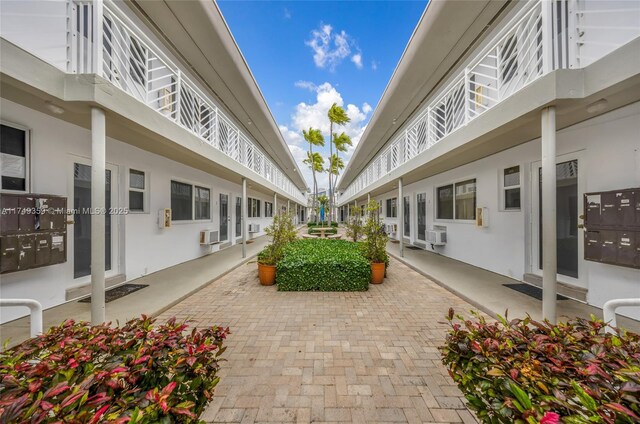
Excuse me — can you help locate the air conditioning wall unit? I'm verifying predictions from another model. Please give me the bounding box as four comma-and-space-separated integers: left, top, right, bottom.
200, 229, 220, 245
427, 229, 447, 246
248, 223, 260, 233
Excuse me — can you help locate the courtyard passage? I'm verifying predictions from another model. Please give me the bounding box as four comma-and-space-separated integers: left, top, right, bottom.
158, 257, 480, 423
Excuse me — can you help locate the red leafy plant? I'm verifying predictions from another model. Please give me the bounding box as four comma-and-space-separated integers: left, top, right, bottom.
0, 316, 229, 423
440, 309, 640, 424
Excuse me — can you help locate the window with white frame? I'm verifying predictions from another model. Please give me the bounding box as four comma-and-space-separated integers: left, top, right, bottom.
248, 197, 261, 218
265, 201, 273, 218
436, 179, 476, 220
194, 186, 210, 220
386, 198, 397, 218
170, 180, 210, 221
128, 169, 146, 212
503, 165, 521, 210
1, 123, 29, 192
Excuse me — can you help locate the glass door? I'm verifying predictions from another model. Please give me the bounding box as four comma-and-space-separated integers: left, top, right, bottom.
535, 159, 579, 278
403, 196, 410, 237
235, 197, 242, 238
417, 193, 426, 241
219, 193, 228, 242
73, 163, 112, 279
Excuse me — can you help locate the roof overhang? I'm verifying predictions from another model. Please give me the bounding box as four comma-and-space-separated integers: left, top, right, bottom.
127, 0, 308, 191
338, 0, 513, 191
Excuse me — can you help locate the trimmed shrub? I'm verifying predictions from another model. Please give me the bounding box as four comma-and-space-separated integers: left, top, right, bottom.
307, 221, 337, 228
277, 239, 370, 291
0, 316, 229, 423
440, 309, 640, 424
308, 227, 337, 236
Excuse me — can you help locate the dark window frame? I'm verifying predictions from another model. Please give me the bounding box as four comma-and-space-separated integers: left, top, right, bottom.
1, 122, 30, 193
386, 197, 397, 218
128, 168, 147, 213
436, 179, 477, 221
503, 165, 521, 211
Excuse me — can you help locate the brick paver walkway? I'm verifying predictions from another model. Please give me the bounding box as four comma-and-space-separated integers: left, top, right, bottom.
158, 258, 481, 423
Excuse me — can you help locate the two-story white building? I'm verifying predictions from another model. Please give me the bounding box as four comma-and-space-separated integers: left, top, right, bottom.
337, 0, 640, 320
0, 0, 308, 323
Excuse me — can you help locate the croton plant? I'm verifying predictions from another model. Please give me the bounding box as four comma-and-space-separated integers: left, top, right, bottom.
441, 309, 640, 424
0, 316, 229, 423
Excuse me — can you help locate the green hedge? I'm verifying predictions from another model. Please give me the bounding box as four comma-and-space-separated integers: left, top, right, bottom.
308, 227, 337, 235
441, 310, 640, 423
277, 239, 370, 291
307, 221, 338, 228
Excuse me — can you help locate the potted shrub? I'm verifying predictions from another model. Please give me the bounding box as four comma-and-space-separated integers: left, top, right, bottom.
258, 212, 297, 285
361, 200, 388, 284
345, 204, 364, 242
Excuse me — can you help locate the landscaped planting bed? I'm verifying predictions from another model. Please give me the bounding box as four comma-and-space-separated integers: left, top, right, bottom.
441, 310, 640, 424
277, 239, 370, 291
0, 316, 228, 423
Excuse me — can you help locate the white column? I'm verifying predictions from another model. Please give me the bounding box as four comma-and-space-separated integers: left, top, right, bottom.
242, 178, 247, 258
367, 193, 371, 217
92, 0, 104, 76
91, 107, 106, 325
274, 193, 277, 215
398, 178, 404, 258
541, 106, 557, 323
287, 200, 290, 214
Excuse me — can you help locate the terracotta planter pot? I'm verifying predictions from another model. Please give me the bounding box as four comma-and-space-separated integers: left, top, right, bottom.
370, 262, 385, 284
258, 263, 276, 286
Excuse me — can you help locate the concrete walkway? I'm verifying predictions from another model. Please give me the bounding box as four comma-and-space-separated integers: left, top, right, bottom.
0, 236, 269, 347
387, 242, 640, 333
158, 257, 481, 423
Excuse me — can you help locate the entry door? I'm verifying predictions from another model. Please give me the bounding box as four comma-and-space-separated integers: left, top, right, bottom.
235, 197, 242, 238
416, 193, 426, 241
73, 163, 113, 279
220, 193, 229, 242
403, 196, 410, 238
532, 158, 581, 280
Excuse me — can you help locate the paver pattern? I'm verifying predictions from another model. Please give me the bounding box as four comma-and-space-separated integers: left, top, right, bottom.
158, 257, 481, 423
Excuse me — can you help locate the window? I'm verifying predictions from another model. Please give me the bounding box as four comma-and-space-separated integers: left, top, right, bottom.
417, 193, 426, 241
437, 179, 476, 221
170, 181, 210, 221
437, 185, 454, 219
171, 181, 192, 221
248, 197, 261, 218
194, 186, 210, 220
503, 166, 521, 210
265, 201, 273, 218
1, 124, 29, 192
386, 198, 397, 218
128, 169, 146, 212
455, 179, 476, 220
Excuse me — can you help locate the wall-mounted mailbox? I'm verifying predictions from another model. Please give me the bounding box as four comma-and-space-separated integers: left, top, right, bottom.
583, 188, 639, 269
1, 193, 67, 274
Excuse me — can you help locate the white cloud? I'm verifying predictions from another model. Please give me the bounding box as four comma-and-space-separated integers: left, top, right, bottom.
294, 80, 317, 91
371, 60, 378, 71
305, 24, 360, 71
278, 82, 371, 189
351, 53, 363, 69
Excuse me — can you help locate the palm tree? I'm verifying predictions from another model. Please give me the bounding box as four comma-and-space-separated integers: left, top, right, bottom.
328, 153, 344, 182
303, 127, 324, 221
327, 104, 350, 222
303, 151, 324, 222
332, 132, 352, 185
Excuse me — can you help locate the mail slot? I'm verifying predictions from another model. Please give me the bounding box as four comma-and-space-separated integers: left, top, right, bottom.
18, 234, 36, 270
0, 195, 20, 234
617, 231, 636, 267
584, 231, 601, 262
34, 233, 51, 267
0, 236, 19, 273
50, 232, 66, 264
585, 194, 602, 227
618, 191, 636, 227
600, 192, 618, 227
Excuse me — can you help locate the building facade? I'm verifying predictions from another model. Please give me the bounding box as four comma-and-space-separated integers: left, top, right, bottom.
337, 0, 640, 320
0, 0, 307, 323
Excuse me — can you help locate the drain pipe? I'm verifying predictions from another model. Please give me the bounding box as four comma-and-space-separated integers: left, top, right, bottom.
0, 299, 43, 337
603, 298, 640, 334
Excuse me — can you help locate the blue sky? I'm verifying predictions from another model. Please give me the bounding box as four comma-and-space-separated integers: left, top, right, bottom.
217, 1, 427, 189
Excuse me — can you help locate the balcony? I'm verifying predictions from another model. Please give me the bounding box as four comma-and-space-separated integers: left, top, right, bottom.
0, 0, 305, 204
338, 0, 640, 203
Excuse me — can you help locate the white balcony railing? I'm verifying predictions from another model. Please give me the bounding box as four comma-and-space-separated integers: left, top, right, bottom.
0, 0, 305, 204
338, 0, 640, 203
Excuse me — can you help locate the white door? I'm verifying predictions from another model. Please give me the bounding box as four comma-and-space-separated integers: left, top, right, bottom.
530, 152, 584, 286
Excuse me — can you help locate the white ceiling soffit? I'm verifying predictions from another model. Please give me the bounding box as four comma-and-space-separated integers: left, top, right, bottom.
129, 0, 308, 191
338, 0, 512, 190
